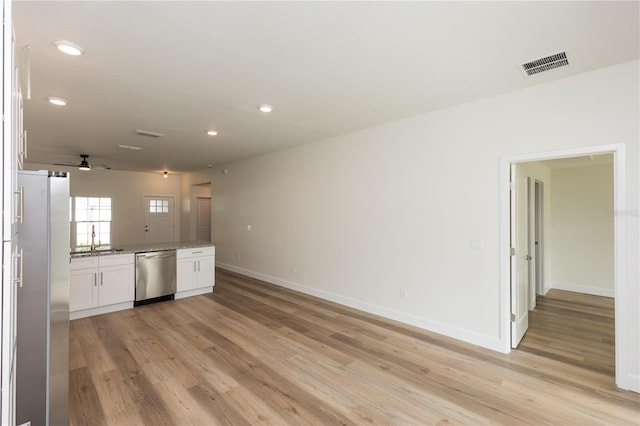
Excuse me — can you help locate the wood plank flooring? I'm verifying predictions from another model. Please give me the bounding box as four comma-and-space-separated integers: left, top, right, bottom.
518, 289, 615, 377
69, 270, 640, 425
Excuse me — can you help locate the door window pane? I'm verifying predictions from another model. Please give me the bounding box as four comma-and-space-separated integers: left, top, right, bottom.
149, 199, 169, 214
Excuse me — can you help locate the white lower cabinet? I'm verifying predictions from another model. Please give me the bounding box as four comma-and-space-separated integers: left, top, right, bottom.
69, 254, 134, 319
69, 266, 98, 312
69, 245, 214, 318
176, 246, 215, 298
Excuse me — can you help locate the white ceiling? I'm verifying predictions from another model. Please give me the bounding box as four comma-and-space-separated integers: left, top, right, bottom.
13, 1, 640, 173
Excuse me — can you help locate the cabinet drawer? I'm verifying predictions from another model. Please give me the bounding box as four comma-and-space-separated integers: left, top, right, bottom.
99, 253, 134, 267
70, 256, 99, 270
177, 246, 214, 259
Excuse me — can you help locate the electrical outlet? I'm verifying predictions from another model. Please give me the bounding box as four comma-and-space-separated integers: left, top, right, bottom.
247, 225, 252, 231
400, 288, 408, 299
292, 264, 297, 273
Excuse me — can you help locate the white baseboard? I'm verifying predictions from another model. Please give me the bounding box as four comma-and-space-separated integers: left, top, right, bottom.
70, 301, 133, 320
175, 286, 213, 299
216, 262, 504, 353
618, 373, 640, 393
551, 281, 614, 298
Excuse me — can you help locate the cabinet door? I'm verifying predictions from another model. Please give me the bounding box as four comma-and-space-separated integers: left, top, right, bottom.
194, 256, 214, 289
3, 38, 20, 241
99, 264, 134, 306
176, 258, 195, 292
70, 269, 98, 312
1, 240, 18, 426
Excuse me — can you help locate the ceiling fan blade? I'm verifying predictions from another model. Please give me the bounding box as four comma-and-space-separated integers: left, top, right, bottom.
53, 155, 111, 170
92, 164, 111, 170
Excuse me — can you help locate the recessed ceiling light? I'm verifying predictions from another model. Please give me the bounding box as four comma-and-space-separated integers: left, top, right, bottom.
207, 130, 218, 136
54, 40, 84, 56
48, 97, 68, 106
258, 104, 273, 113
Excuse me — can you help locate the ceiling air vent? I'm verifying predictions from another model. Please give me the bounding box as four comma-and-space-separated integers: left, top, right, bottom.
118, 144, 142, 151
521, 51, 569, 76
134, 129, 164, 138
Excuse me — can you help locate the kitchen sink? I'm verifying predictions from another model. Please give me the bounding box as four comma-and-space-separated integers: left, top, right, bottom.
96, 248, 125, 254
70, 247, 125, 255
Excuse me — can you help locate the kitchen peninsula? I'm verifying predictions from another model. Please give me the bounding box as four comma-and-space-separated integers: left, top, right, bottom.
69, 241, 214, 320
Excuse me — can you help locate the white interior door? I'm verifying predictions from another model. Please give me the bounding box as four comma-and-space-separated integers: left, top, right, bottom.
511, 164, 530, 348
196, 197, 211, 242
143, 196, 176, 244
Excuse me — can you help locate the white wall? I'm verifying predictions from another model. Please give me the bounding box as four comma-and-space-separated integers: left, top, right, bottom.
25, 165, 182, 247
185, 60, 639, 390
550, 164, 614, 296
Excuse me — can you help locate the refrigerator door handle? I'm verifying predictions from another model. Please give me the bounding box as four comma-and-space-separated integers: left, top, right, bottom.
23, 129, 28, 160
13, 248, 24, 287
14, 186, 24, 224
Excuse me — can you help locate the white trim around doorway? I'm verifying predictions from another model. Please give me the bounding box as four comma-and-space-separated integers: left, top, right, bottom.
499, 143, 634, 391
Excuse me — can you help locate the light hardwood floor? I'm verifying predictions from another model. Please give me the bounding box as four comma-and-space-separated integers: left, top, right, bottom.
518, 289, 616, 377
69, 270, 640, 425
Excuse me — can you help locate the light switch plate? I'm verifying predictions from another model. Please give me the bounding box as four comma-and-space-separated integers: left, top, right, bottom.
470, 240, 483, 249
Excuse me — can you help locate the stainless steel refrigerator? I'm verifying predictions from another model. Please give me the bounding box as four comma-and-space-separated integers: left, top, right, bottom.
16, 170, 70, 426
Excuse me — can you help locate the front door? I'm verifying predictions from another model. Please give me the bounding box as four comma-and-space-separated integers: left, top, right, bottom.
143, 196, 176, 244
511, 164, 530, 348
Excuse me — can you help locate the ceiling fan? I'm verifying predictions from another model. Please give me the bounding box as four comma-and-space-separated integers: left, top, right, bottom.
54, 154, 111, 171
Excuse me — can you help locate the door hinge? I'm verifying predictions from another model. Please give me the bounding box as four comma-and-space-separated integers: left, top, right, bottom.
509, 181, 514, 191
510, 313, 516, 322
510, 247, 515, 256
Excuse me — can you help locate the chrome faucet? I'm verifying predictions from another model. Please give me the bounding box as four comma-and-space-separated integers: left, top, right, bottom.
90, 225, 96, 251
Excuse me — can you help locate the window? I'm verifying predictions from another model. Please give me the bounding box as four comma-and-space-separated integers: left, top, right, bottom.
149, 199, 169, 213
71, 197, 112, 247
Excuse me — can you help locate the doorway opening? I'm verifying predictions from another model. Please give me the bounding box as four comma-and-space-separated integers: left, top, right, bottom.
196, 197, 211, 242
189, 182, 212, 241
501, 143, 630, 390
512, 156, 615, 376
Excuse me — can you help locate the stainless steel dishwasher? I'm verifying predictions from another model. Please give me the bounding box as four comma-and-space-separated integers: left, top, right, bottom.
135, 250, 177, 306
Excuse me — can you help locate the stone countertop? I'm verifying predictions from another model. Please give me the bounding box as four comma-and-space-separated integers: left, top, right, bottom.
70, 241, 214, 258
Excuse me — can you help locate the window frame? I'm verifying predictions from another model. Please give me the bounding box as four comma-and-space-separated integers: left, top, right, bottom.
70, 196, 113, 248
